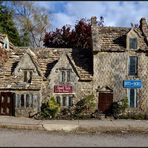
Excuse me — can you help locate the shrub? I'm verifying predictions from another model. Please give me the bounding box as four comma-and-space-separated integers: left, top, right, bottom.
111, 97, 128, 119
40, 96, 61, 119
74, 94, 96, 118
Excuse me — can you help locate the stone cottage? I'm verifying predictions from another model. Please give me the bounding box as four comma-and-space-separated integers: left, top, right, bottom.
0, 46, 93, 116
91, 17, 148, 113
0, 17, 148, 117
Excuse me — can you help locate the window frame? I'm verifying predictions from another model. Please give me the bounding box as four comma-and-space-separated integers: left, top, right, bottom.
129, 37, 138, 50
128, 89, 137, 108
56, 96, 61, 105
128, 56, 138, 76
23, 70, 33, 83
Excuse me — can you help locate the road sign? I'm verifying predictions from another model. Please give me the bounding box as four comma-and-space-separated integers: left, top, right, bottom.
123, 80, 142, 88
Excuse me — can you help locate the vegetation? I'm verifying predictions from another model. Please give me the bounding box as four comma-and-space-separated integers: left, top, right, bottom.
1, 1, 50, 47
44, 18, 92, 49
34, 94, 96, 120
39, 96, 60, 119
44, 16, 104, 49
0, 4, 21, 46
111, 97, 128, 119
74, 94, 96, 118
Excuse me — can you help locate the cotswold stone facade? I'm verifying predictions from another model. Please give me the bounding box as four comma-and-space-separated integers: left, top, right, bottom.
92, 17, 148, 113
1, 17, 148, 117
0, 46, 93, 117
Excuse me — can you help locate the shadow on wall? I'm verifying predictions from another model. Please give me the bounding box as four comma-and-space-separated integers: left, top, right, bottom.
71, 48, 93, 75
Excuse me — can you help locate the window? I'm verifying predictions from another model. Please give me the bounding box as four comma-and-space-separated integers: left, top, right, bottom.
56, 96, 73, 107
68, 96, 73, 106
28, 71, 32, 83
63, 96, 67, 106
128, 89, 137, 107
21, 95, 25, 107
19, 94, 34, 108
67, 70, 71, 82
56, 96, 61, 105
24, 70, 32, 83
3, 36, 9, 49
24, 71, 27, 82
16, 94, 20, 108
129, 38, 137, 49
61, 70, 71, 83
128, 56, 138, 76
61, 71, 66, 82
30, 94, 33, 107
26, 94, 30, 107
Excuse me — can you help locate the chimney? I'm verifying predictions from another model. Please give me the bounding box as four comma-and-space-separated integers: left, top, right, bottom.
91, 16, 97, 26
140, 18, 147, 30
139, 17, 148, 38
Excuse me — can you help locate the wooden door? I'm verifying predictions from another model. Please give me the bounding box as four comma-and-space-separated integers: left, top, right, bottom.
98, 92, 113, 114
0, 92, 14, 116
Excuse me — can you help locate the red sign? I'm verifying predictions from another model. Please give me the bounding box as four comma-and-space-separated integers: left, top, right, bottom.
54, 85, 73, 93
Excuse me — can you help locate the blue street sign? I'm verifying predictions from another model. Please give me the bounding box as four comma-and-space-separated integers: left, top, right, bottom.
123, 80, 142, 88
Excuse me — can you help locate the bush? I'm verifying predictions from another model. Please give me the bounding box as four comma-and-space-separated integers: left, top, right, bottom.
40, 96, 60, 119
111, 97, 128, 119
74, 94, 96, 119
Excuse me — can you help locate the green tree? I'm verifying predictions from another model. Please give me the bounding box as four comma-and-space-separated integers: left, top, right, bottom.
0, 4, 21, 46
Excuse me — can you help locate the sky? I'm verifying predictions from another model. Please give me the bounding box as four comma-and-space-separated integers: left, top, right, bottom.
35, 1, 148, 30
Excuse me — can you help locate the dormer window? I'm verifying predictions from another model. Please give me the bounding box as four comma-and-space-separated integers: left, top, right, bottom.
60, 69, 71, 83
23, 70, 33, 83
3, 35, 9, 49
129, 38, 137, 49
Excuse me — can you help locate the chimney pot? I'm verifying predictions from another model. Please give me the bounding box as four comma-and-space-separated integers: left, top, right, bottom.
91, 16, 97, 26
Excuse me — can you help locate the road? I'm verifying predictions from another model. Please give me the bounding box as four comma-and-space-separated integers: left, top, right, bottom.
0, 128, 148, 147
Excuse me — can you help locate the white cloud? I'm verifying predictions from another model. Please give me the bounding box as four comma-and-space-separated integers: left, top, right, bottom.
37, 1, 148, 29
51, 13, 75, 30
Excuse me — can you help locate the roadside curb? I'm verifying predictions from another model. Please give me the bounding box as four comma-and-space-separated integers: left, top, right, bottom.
1, 117, 148, 133
0, 122, 148, 133
0, 123, 45, 131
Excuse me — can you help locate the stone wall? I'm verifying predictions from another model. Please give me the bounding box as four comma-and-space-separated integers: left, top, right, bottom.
93, 51, 148, 112
14, 90, 41, 117
47, 52, 93, 105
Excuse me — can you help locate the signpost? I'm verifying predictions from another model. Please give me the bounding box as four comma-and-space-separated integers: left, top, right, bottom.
123, 80, 142, 88
54, 85, 73, 93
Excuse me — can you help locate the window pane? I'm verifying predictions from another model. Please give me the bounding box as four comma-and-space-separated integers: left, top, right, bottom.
61, 71, 65, 82
56, 96, 61, 105
21, 95, 24, 107
63, 96, 66, 106
129, 38, 137, 49
24, 71, 27, 82
130, 89, 135, 107
26, 94, 30, 107
129, 56, 138, 75
67, 71, 71, 82
69, 97, 73, 106
16, 94, 20, 108
30, 94, 33, 107
28, 71, 32, 83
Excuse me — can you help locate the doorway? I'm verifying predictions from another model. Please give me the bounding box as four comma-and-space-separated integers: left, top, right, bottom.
0, 92, 15, 116
98, 92, 113, 114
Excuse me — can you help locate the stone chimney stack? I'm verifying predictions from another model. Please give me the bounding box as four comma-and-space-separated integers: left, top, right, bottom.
91, 16, 97, 26
139, 17, 148, 40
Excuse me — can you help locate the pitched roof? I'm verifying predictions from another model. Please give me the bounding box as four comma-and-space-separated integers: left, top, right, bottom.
36, 48, 93, 81
0, 47, 93, 89
95, 26, 148, 51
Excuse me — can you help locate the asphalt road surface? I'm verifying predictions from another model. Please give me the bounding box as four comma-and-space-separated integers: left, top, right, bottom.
0, 128, 148, 147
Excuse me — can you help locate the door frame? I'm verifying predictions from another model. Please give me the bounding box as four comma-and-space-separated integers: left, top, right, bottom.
0, 92, 15, 116
98, 91, 113, 113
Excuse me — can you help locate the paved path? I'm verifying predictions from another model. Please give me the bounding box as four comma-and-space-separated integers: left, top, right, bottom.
0, 128, 148, 147
1, 116, 148, 133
